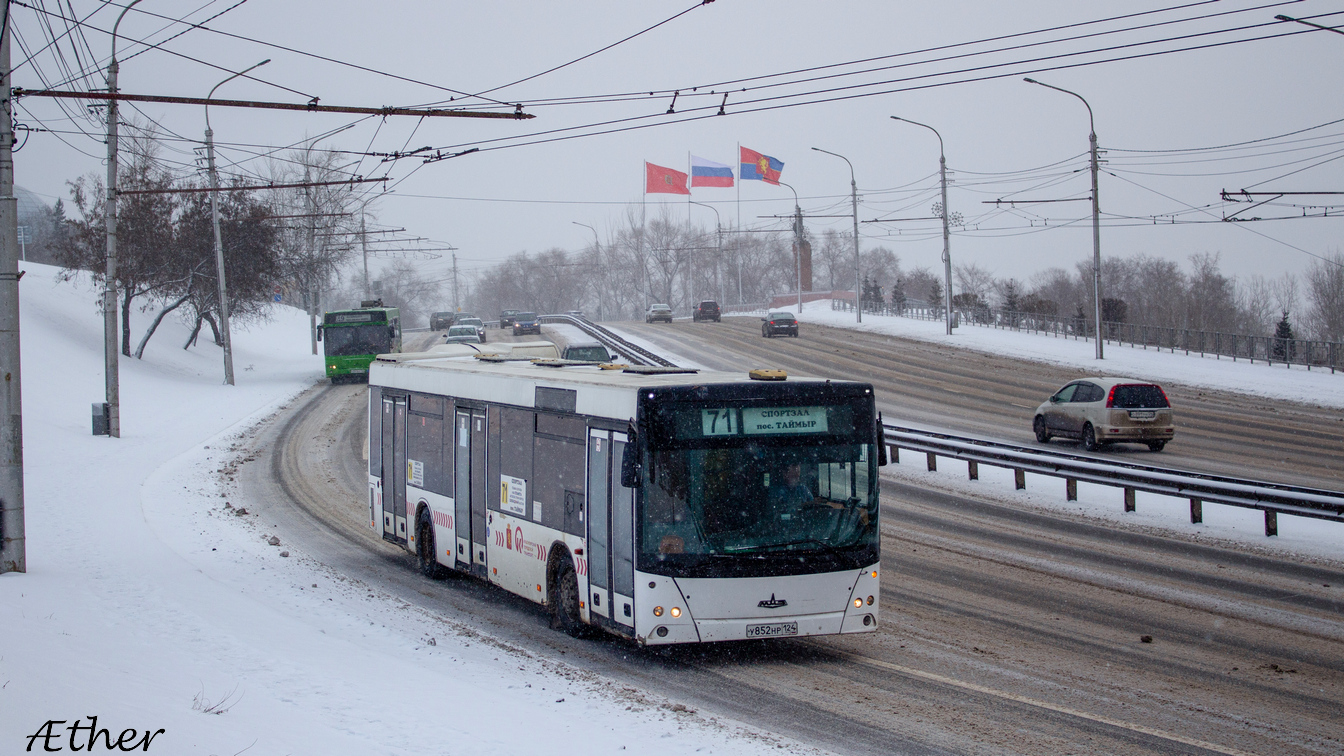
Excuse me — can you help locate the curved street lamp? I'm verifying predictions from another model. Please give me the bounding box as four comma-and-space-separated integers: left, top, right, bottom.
572, 221, 605, 320
688, 201, 723, 305
891, 116, 953, 335
812, 148, 862, 323
205, 59, 270, 386
1025, 77, 1103, 359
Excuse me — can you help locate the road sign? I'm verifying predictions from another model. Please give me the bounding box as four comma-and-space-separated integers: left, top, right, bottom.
273, 294, 283, 302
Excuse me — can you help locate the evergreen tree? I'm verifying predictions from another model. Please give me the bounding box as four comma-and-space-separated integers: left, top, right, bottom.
891, 277, 906, 314
928, 279, 943, 317
1272, 310, 1295, 361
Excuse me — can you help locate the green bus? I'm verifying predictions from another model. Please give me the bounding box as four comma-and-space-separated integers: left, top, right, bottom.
317, 300, 402, 382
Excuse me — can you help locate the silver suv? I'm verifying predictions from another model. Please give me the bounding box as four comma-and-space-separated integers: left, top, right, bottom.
1033, 377, 1174, 452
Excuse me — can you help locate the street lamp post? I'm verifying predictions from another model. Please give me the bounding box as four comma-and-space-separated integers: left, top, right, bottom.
103, 0, 143, 437
891, 117, 953, 336
689, 201, 723, 305
205, 59, 269, 386
1025, 77, 1103, 359
572, 221, 604, 320
812, 148, 862, 322
778, 182, 803, 312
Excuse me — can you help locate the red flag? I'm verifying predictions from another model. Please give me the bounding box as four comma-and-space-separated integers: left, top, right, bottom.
645, 162, 690, 195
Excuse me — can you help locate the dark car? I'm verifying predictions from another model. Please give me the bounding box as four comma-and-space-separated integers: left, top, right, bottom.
499, 309, 522, 329
762, 311, 799, 338
512, 312, 542, 336
429, 311, 454, 331
646, 304, 673, 323
693, 300, 721, 322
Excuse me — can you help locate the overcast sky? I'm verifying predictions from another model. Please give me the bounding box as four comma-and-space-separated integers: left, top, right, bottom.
12, 0, 1344, 295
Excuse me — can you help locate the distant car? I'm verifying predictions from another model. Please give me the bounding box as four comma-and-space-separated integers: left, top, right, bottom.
455, 317, 486, 343
499, 309, 522, 329
1034, 377, 1175, 452
512, 312, 542, 336
562, 342, 611, 362
646, 304, 673, 323
693, 300, 721, 322
444, 325, 482, 344
761, 311, 798, 338
451, 312, 477, 326
429, 311, 454, 331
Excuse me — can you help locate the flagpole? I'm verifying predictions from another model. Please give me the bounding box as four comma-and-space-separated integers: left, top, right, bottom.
735, 142, 741, 231
641, 164, 648, 307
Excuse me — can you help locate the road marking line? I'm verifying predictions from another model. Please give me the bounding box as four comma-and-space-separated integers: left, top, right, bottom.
846, 653, 1255, 756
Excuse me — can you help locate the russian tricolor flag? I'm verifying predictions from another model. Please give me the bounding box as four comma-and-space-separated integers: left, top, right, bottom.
690, 155, 735, 188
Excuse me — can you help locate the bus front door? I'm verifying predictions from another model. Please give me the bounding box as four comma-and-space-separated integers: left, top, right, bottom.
381, 395, 408, 545
587, 430, 635, 630
454, 408, 489, 576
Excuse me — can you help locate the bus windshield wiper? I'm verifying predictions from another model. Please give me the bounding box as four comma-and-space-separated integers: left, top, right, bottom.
725, 538, 832, 554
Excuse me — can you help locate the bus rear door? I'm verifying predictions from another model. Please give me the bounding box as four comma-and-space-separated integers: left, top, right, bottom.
380, 395, 408, 544
587, 429, 636, 630
454, 407, 489, 576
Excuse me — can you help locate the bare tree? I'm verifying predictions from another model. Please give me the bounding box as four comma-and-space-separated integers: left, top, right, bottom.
1304, 251, 1344, 342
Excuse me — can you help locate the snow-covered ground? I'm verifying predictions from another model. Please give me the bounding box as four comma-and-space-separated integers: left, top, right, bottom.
0, 263, 817, 756
748, 305, 1343, 409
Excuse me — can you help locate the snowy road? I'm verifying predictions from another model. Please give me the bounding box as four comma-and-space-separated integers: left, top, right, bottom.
240, 327, 1344, 756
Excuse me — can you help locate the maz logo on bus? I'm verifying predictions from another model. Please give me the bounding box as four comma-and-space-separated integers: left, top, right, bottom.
758, 594, 788, 609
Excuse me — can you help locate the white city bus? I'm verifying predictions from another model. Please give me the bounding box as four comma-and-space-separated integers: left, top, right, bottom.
367, 351, 885, 645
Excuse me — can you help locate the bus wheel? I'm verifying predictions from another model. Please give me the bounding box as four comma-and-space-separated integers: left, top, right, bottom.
550, 557, 584, 636
417, 515, 445, 579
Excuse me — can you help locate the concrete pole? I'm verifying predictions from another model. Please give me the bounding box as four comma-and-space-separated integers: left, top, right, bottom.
204, 129, 233, 385
812, 148, 860, 322
1089, 129, 1103, 359
361, 211, 369, 299
205, 60, 267, 387
1025, 78, 1103, 359
893, 118, 954, 333
0, 7, 25, 573
104, 3, 141, 437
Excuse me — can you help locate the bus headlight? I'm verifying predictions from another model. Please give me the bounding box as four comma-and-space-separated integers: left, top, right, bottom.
866, 595, 874, 606
670, 607, 681, 618
653, 606, 664, 617
853, 598, 863, 608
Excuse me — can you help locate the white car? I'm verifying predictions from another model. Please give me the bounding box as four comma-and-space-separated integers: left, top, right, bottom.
1034, 377, 1175, 452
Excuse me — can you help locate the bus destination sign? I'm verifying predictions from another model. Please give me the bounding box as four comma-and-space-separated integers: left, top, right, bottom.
700, 407, 830, 436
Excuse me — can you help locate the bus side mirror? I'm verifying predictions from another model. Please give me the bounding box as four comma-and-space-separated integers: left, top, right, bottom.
876, 412, 888, 467
620, 435, 641, 488
316, 325, 323, 342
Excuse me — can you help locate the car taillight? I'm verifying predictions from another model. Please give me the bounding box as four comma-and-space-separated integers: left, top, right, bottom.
1158, 385, 1170, 407
1105, 385, 1116, 408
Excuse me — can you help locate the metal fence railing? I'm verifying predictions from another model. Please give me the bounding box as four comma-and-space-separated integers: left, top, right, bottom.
883, 424, 1344, 536
833, 299, 1341, 373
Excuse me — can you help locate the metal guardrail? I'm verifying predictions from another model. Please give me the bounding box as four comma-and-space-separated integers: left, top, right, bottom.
835, 298, 1342, 373
536, 314, 677, 368
882, 424, 1344, 537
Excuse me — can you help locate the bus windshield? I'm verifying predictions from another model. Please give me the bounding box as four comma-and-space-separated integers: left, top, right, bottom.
639, 398, 878, 577
324, 324, 393, 357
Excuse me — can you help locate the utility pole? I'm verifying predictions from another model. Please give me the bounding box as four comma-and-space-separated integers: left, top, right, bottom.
891, 117, 954, 336
1, 0, 26, 573
361, 212, 369, 299
451, 254, 459, 311
778, 182, 804, 312
813, 148, 861, 322
103, 1, 141, 438
204, 59, 267, 387
1026, 78, 1103, 359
